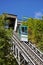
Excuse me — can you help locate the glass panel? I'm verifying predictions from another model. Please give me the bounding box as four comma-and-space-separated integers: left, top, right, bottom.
22, 27, 25, 32
25, 27, 27, 33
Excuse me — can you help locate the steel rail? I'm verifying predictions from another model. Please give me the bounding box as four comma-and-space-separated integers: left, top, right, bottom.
13, 32, 43, 65
12, 36, 35, 65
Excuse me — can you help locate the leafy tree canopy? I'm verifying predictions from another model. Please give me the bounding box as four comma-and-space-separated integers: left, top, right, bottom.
0, 14, 18, 65
22, 17, 43, 52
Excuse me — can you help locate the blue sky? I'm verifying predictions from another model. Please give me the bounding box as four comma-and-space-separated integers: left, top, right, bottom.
0, 0, 43, 19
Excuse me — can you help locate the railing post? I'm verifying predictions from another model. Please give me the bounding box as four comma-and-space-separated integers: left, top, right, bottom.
18, 51, 21, 65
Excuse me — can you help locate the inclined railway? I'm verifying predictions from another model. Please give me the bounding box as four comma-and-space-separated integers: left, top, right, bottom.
11, 31, 43, 65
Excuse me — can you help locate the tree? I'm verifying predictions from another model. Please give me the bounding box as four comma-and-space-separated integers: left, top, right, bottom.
22, 17, 43, 52
0, 14, 18, 65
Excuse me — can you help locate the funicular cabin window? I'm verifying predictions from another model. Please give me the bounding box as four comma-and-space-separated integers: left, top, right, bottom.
21, 26, 27, 34
25, 27, 27, 33
22, 27, 25, 32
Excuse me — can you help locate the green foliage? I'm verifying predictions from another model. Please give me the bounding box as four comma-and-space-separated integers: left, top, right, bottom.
36, 42, 43, 52
22, 17, 43, 52
0, 14, 18, 65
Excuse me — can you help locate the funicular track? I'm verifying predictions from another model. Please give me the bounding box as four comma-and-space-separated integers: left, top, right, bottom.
12, 31, 43, 65
12, 36, 35, 65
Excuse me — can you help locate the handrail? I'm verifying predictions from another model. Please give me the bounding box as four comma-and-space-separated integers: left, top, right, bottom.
13, 31, 43, 65
13, 31, 43, 59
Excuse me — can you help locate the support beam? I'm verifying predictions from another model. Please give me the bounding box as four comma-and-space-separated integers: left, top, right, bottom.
14, 18, 17, 31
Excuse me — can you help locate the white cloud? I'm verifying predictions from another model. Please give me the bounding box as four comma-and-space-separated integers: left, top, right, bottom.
34, 11, 43, 18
